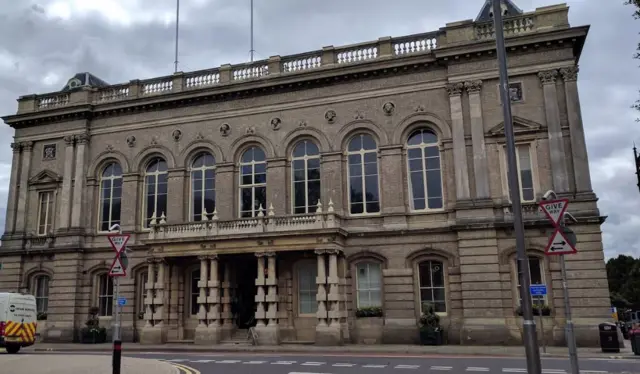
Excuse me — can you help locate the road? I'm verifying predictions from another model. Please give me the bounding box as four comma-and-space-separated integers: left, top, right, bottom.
13, 351, 635, 374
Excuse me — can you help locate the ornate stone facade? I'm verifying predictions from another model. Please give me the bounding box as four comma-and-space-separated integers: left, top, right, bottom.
0, 3, 609, 347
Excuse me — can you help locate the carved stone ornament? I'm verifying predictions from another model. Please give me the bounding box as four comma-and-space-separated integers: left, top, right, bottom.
464, 80, 483, 94
195, 132, 205, 140
298, 119, 307, 127
270, 117, 281, 131
126, 135, 136, 147
324, 110, 336, 124
63, 135, 74, 145
354, 111, 365, 120
10, 142, 20, 153
445, 82, 464, 96
415, 104, 425, 112
220, 123, 230, 137
43, 144, 56, 160
74, 133, 90, 144
382, 102, 395, 116
172, 129, 182, 142
106, 144, 114, 152
21, 141, 34, 151
245, 126, 256, 135
150, 136, 158, 146
559, 66, 579, 82
537, 70, 558, 85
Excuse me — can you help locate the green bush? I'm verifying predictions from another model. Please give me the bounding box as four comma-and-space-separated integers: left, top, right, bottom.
355, 306, 383, 318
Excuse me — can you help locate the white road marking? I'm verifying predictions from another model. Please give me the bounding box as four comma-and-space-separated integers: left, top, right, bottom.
190, 359, 216, 363
581, 371, 608, 374
216, 360, 241, 364
243, 361, 267, 364
466, 367, 490, 372
395, 364, 420, 369
332, 363, 356, 367
288, 372, 333, 374
542, 370, 566, 374
503, 369, 527, 373
362, 364, 387, 368
431, 366, 453, 371
273, 361, 297, 365
301, 362, 326, 366
163, 359, 188, 362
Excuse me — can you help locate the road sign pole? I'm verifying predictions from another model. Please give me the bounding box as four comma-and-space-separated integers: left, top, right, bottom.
492, 1, 541, 372
560, 251, 579, 374
538, 296, 546, 353
107, 224, 129, 374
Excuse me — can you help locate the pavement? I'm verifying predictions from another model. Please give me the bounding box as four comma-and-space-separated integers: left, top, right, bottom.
0, 353, 178, 374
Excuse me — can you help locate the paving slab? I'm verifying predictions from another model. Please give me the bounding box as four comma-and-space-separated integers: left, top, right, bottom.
0, 353, 178, 374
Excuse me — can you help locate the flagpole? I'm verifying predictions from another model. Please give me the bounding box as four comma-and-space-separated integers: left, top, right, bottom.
250, 0, 254, 62
174, 0, 180, 73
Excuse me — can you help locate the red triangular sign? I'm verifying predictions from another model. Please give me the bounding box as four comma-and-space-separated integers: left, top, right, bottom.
539, 199, 569, 226
107, 234, 130, 254
109, 256, 127, 277
544, 229, 577, 255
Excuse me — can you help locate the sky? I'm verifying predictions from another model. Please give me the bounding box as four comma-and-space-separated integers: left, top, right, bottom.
0, 0, 637, 259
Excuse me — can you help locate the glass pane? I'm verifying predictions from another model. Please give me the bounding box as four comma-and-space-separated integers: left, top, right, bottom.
414, 198, 426, 210
241, 148, 254, 163
348, 154, 361, 167
364, 175, 379, 202
241, 188, 252, 213
422, 129, 438, 144
307, 158, 320, 170
293, 170, 305, 182
411, 171, 425, 200
111, 199, 121, 224
366, 202, 380, 213
255, 186, 267, 211
407, 131, 422, 146
292, 159, 304, 171
253, 147, 266, 162
424, 146, 439, 158
308, 181, 321, 208
358, 291, 370, 307
349, 164, 362, 177
192, 155, 204, 168
294, 182, 305, 209
420, 288, 434, 303
529, 258, 543, 284
428, 197, 443, 210
362, 134, 376, 150
254, 173, 266, 184
364, 162, 377, 176
408, 159, 422, 171
431, 262, 444, 287
407, 148, 421, 159
348, 136, 362, 152
307, 167, 320, 181
350, 177, 363, 203
426, 170, 442, 199
370, 290, 382, 306
518, 146, 532, 171
293, 143, 306, 158
306, 142, 319, 155
254, 163, 266, 175
419, 263, 432, 287
433, 288, 446, 302
351, 202, 364, 214
434, 301, 447, 313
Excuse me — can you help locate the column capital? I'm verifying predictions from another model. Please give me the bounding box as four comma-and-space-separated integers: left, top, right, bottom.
20, 141, 34, 151
464, 80, 483, 94
314, 249, 326, 256
255, 251, 267, 258
559, 66, 579, 82
10, 143, 21, 153
445, 82, 464, 97
208, 254, 219, 260
152, 257, 166, 264
537, 69, 558, 85
264, 251, 276, 257
74, 133, 90, 144
197, 255, 209, 261
146, 258, 156, 265
63, 135, 75, 145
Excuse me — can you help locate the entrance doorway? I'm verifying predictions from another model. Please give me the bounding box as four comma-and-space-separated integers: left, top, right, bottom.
232, 254, 257, 329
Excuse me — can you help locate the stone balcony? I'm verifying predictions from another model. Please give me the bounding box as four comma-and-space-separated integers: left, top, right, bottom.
13, 4, 570, 115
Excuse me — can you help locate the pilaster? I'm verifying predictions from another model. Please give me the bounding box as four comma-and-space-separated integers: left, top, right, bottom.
57, 136, 75, 232
315, 249, 341, 345
206, 255, 222, 343
166, 168, 185, 223
266, 158, 286, 214
446, 82, 471, 200
196, 256, 209, 328
560, 66, 593, 195
70, 133, 89, 230
220, 261, 233, 339
465, 80, 491, 199
538, 69, 570, 193
4, 143, 22, 234
14, 141, 33, 234
320, 152, 344, 216
254, 252, 267, 327
379, 145, 408, 226
215, 163, 234, 220
255, 252, 280, 345
120, 173, 139, 232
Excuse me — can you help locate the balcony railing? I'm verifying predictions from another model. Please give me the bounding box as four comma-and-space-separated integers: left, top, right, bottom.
147, 200, 340, 241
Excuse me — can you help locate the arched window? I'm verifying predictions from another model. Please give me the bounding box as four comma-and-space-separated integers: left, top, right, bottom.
347, 134, 380, 215
143, 157, 168, 228
239, 146, 267, 218
190, 152, 216, 221
515, 256, 546, 307
355, 262, 382, 308
190, 269, 201, 315
31, 274, 50, 314
298, 261, 317, 315
418, 260, 446, 313
96, 273, 114, 317
136, 271, 148, 319
407, 128, 443, 210
292, 140, 321, 214
99, 162, 123, 232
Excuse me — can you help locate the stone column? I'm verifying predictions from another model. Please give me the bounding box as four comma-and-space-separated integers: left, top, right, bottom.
140, 260, 158, 344
166, 168, 185, 223
196, 256, 209, 330
465, 80, 491, 199
15, 141, 33, 234
254, 252, 267, 327
142, 258, 167, 344
57, 136, 75, 232
255, 252, 279, 344
446, 83, 471, 200
266, 158, 286, 214
4, 143, 22, 234
215, 163, 235, 220
326, 250, 341, 329
206, 255, 222, 343
315, 249, 340, 345
70, 133, 89, 230
220, 261, 233, 339
560, 66, 593, 195
538, 70, 570, 193
379, 145, 407, 227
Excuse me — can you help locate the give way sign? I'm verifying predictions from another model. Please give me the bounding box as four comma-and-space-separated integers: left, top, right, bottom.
108, 234, 130, 277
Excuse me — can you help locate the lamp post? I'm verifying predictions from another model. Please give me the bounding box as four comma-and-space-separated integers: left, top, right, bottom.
491, 0, 542, 373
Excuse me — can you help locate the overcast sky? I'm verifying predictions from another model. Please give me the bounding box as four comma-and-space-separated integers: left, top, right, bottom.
0, 0, 636, 259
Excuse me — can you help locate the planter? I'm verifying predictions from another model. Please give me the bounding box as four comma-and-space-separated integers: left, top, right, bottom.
419, 327, 444, 345
353, 317, 384, 344
80, 327, 107, 344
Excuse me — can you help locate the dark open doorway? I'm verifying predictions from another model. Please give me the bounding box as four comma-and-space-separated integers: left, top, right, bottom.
232, 254, 257, 329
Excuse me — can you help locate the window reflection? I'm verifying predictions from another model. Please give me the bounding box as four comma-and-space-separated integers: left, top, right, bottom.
292, 140, 321, 214
347, 134, 380, 214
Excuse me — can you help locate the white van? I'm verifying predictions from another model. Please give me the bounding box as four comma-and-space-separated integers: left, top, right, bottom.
0, 292, 38, 354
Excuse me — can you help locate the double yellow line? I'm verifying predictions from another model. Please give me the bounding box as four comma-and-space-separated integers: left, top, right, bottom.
171, 362, 201, 374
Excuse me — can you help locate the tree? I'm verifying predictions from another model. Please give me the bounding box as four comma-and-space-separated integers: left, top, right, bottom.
606, 254, 640, 310
626, 1, 640, 112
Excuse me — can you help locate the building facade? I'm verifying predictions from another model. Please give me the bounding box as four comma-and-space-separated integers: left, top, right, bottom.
0, 1, 611, 347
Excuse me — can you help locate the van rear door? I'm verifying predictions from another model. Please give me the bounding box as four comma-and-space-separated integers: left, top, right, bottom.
4, 294, 37, 346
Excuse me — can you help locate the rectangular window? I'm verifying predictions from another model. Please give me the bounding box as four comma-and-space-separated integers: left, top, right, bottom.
516, 257, 547, 307
98, 274, 114, 317
356, 262, 382, 308
298, 263, 318, 314
37, 191, 54, 236
138, 272, 148, 315
505, 144, 535, 202
418, 261, 446, 313
33, 276, 50, 314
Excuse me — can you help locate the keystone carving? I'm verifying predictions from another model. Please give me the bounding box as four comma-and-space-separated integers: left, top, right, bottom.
415, 104, 425, 112
354, 111, 365, 120
195, 132, 204, 140
246, 126, 256, 135
298, 120, 307, 127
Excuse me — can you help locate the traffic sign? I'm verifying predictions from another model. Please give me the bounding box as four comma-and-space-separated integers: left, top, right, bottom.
107, 234, 130, 254
109, 256, 127, 277
539, 198, 569, 227
117, 297, 127, 306
530, 284, 547, 296
545, 229, 577, 255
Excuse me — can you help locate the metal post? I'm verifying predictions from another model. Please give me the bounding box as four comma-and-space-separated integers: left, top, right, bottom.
174, 0, 180, 73
110, 224, 123, 374
538, 298, 546, 353
491, 0, 542, 373
560, 252, 580, 374
250, 0, 255, 62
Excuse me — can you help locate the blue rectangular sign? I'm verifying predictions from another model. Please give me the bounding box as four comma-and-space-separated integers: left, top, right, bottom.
530, 284, 547, 296
117, 297, 127, 306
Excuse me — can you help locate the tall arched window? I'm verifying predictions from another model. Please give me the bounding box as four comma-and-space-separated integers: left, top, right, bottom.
407, 128, 443, 211
99, 162, 123, 231
292, 140, 321, 214
143, 157, 168, 228
418, 260, 446, 313
190, 152, 216, 221
32, 274, 50, 314
239, 146, 267, 218
96, 273, 114, 317
355, 262, 382, 308
347, 134, 380, 215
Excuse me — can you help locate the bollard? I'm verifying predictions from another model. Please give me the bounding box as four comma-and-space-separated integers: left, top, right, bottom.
112, 339, 122, 374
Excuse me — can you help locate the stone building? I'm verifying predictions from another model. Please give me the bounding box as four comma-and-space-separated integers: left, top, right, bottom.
0, 1, 611, 346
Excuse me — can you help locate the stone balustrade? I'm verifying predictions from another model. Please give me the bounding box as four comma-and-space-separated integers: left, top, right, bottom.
15, 4, 569, 115
147, 200, 340, 242
502, 202, 546, 222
